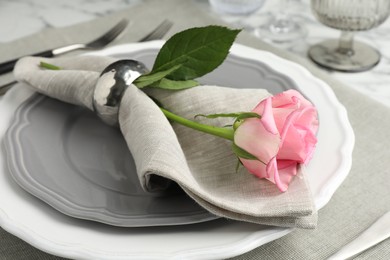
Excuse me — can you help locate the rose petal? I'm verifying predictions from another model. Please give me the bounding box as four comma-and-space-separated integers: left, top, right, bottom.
235, 117, 280, 166
272, 160, 298, 192
264, 159, 297, 192
235, 97, 280, 166
273, 89, 313, 109
240, 158, 268, 178
277, 107, 318, 163
295, 106, 319, 134
252, 97, 279, 134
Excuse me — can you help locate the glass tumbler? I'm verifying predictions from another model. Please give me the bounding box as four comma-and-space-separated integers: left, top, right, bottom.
208, 0, 266, 15
256, 0, 307, 42
308, 0, 390, 72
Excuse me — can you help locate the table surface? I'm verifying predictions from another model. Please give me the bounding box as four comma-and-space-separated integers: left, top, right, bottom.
1, 0, 389, 107
0, 0, 389, 259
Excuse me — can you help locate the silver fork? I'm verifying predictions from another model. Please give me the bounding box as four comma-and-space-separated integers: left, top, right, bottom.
0, 19, 129, 75
138, 20, 173, 42
0, 19, 173, 95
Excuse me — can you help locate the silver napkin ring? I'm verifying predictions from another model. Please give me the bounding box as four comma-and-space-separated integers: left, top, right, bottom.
93, 60, 149, 126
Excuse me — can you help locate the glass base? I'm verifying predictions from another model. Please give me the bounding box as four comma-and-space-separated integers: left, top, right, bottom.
308, 40, 381, 72
255, 17, 307, 42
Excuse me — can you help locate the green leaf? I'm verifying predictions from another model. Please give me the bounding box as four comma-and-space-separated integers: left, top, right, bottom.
232, 143, 258, 160
236, 112, 261, 120
196, 113, 244, 119
134, 64, 182, 88
235, 159, 242, 173
152, 78, 199, 90
152, 26, 241, 81
40, 61, 61, 70
232, 143, 267, 165
195, 112, 260, 119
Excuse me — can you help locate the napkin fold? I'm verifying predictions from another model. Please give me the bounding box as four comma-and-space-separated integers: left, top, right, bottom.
14, 55, 317, 228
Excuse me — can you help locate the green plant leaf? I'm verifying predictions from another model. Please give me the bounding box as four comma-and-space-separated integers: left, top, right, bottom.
39, 26, 241, 91
134, 64, 182, 88
152, 26, 241, 81
235, 158, 243, 173
152, 78, 199, 90
195, 112, 260, 119
236, 112, 261, 120
196, 113, 244, 119
232, 143, 259, 161
40, 61, 61, 70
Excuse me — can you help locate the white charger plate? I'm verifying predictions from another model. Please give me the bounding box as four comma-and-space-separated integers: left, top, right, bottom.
0, 41, 355, 259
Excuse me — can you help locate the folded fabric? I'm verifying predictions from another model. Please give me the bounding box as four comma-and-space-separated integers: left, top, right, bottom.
14, 55, 317, 228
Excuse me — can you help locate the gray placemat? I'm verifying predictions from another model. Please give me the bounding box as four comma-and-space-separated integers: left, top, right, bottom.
1, 0, 389, 259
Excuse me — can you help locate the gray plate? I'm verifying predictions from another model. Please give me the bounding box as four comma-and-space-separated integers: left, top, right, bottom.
4, 47, 294, 227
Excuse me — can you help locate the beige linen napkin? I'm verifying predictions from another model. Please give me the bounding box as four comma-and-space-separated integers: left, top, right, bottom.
14, 55, 317, 228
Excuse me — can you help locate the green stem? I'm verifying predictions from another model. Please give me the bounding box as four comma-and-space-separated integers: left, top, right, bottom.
160, 108, 234, 141
40, 61, 61, 70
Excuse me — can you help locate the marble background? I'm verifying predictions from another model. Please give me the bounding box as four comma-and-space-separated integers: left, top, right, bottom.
0, 0, 389, 107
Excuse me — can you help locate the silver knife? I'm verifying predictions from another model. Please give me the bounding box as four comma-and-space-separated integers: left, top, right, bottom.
328, 211, 390, 259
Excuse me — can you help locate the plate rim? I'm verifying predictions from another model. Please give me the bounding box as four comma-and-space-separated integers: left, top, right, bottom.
0, 40, 355, 259
3, 93, 219, 227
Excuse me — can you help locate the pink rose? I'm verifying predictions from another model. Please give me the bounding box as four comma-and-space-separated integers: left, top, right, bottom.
234, 90, 319, 192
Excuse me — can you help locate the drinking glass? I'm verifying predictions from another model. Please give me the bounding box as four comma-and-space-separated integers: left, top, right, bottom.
308, 0, 390, 72
255, 0, 307, 42
208, 0, 266, 32
208, 0, 266, 15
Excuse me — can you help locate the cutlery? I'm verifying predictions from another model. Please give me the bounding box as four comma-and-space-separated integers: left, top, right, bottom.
0, 19, 173, 96
137, 19, 173, 42
0, 19, 129, 75
328, 211, 390, 259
